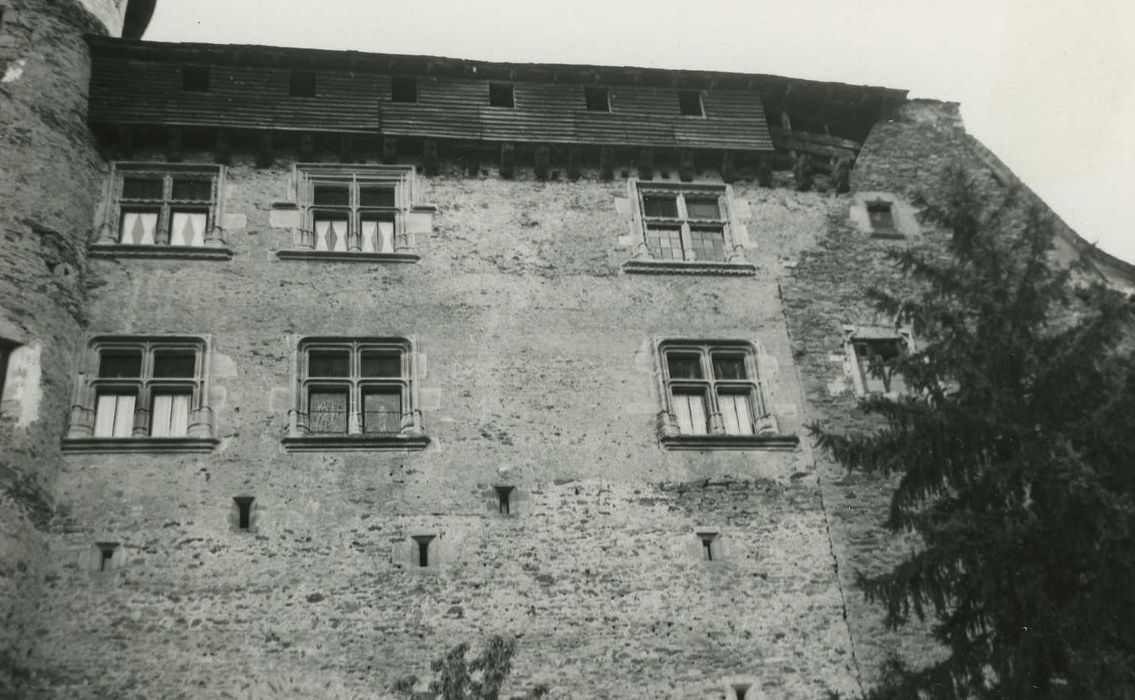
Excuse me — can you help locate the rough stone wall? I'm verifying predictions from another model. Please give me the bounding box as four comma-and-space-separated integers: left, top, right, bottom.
0, 0, 115, 691
23, 156, 860, 698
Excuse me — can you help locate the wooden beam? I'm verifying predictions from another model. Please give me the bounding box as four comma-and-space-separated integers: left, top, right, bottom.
794, 153, 813, 192
769, 127, 860, 152
382, 136, 397, 164
721, 151, 736, 183
115, 125, 134, 160
534, 144, 550, 180
678, 149, 694, 182
164, 127, 183, 163
599, 146, 612, 181
567, 147, 581, 181
500, 142, 515, 179
338, 134, 355, 164
298, 133, 315, 162
638, 147, 654, 181
255, 132, 273, 168
214, 130, 231, 166
756, 153, 773, 188
832, 157, 851, 194
423, 139, 439, 176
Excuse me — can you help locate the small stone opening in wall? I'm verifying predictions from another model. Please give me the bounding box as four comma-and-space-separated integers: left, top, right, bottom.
867, 199, 896, 234
182, 65, 210, 92
234, 496, 254, 530
495, 485, 515, 516
732, 682, 752, 700
289, 69, 316, 97
698, 531, 719, 561
96, 542, 119, 572
413, 535, 435, 567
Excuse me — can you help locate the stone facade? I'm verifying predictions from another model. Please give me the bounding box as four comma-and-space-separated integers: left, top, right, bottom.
2, 3, 1133, 699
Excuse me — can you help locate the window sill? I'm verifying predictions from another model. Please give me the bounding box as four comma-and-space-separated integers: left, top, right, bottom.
62, 437, 219, 454
89, 244, 234, 260
660, 434, 799, 451
622, 259, 756, 276
281, 434, 430, 452
276, 250, 420, 263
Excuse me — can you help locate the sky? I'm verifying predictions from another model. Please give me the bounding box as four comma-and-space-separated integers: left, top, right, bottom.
144, 0, 1135, 264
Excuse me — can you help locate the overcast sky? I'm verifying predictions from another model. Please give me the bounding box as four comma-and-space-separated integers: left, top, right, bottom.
145, 0, 1135, 264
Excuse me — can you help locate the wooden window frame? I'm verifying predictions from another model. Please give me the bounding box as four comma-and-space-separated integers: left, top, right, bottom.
63, 335, 218, 453
624, 180, 754, 275
284, 337, 428, 452
92, 162, 230, 259
654, 340, 795, 450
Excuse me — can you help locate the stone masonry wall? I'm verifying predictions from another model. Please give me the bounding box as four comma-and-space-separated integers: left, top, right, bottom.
0, 0, 116, 692
24, 155, 862, 699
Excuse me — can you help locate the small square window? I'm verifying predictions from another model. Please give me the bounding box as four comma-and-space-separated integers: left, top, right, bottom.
851, 337, 908, 396
182, 65, 210, 92
489, 82, 514, 108
867, 200, 897, 235
585, 86, 610, 112
391, 77, 418, 103
678, 90, 704, 116
289, 69, 316, 97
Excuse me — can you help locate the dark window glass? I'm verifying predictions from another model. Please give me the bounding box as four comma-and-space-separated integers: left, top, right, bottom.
182, 65, 210, 92
171, 179, 212, 202
712, 354, 747, 380
868, 201, 896, 232
359, 186, 395, 208
313, 185, 350, 206
362, 389, 402, 434
642, 195, 679, 218
98, 350, 142, 378
308, 349, 350, 377
122, 177, 163, 200
308, 390, 348, 433
361, 350, 401, 377
678, 90, 703, 116
289, 69, 316, 97
685, 197, 720, 219
153, 351, 197, 378
391, 77, 417, 103
667, 353, 703, 379
489, 83, 514, 108
584, 86, 610, 112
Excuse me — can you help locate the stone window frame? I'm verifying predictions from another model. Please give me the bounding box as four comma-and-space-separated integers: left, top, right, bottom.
92, 162, 232, 260
63, 335, 218, 454
652, 339, 797, 451
622, 180, 755, 276
843, 325, 915, 398
282, 336, 428, 452
851, 192, 918, 241
275, 164, 434, 263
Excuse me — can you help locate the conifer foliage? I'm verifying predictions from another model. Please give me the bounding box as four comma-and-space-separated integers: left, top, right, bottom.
815, 166, 1135, 698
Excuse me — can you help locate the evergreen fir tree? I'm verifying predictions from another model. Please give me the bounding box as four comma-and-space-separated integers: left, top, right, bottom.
815, 165, 1135, 699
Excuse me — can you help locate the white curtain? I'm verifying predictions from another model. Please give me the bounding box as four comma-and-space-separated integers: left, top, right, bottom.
315, 218, 348, 252
671, 392, 707, 435
94, 393, 136, 437
151, 393, 190, 437
170, 212, 207, 247
120, 212, 157, 245
718, 393, 754, 435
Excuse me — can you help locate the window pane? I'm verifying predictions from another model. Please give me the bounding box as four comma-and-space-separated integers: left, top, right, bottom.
711, 354, 747, 380
95, 393, 135, 438
99, 350, 142, 378
170, 211, 207, 247
667, 353, 703, 379
153, 351, 196, 378
685, 197, 720, 219
361, 217, 395, 254
671, 390, 708, 435
868, 202, 895, 232
689, 227, 726, 262
313, 185, 350, 206
718, 392, 754, 435
642, 195, 679, 218
151, 392, 190, 438
308, 349, 350, 377
171, 179, 212, 201
119, 211, 157, 245
122, 177, 163, 200
645, 226, 683, 261
308, 390, 348, 434
363, 389, 402, 434
359, 186, 395, 207
313, 216, 348, 252
361, 350, 401, 377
